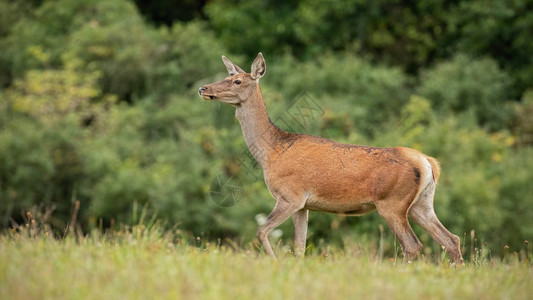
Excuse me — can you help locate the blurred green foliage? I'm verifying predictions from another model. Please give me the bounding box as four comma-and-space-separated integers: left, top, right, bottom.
0, 0, 532, 256
418, 54, 513, 130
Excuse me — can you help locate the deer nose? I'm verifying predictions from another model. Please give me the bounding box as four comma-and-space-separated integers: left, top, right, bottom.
198, 86, 207, 95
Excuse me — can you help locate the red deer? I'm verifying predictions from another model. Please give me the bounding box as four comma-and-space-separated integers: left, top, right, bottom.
198, 53, 464, 264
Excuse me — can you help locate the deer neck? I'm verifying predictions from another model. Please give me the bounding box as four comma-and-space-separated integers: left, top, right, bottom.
235, 87, 280, 168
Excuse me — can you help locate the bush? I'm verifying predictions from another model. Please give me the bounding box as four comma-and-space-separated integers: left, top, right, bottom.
147, 21, 229, 99
419, 54, 513, 130
449, 0, 533, 98
0, 54, 110, 227
0, 0, 226, 101
266, 53, 409, 137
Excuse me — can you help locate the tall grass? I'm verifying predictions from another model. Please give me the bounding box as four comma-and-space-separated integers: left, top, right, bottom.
0, 211, 531, 300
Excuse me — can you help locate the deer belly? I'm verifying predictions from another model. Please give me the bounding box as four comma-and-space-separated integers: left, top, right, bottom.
304, 194, 376, 216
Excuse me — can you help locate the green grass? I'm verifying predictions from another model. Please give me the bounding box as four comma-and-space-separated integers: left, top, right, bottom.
0, 225, 531, 300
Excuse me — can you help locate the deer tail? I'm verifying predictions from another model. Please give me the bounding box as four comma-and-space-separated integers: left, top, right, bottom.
424, 155, 441, 185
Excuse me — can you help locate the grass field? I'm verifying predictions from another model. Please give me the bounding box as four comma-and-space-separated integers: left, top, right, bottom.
1, 224, 531, 300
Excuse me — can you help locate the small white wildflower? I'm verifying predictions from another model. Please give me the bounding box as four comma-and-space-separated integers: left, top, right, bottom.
270, 229, 283, 239
255, 213, 267, 226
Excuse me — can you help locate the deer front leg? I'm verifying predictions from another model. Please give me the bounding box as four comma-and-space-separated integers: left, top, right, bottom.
257, 200, 302, 259
292, 209, 308, 256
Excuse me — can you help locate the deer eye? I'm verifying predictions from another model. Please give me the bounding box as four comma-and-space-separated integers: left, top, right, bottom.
234, 80, 242, 85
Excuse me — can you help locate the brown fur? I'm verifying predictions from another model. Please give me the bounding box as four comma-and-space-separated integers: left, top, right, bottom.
199, 53, 464, 264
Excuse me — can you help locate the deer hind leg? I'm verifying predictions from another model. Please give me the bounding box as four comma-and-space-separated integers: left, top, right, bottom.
408, 184, 464, 264
257, 199, 303, 259
292, 209, 309, 257
375, 199, 423, 261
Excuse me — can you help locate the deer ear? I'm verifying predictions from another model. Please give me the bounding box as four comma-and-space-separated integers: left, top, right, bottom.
222, 56, 245, 76
250, 52, 266, 80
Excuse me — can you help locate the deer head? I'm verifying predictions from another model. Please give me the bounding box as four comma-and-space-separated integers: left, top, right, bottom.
198, 53, 266, 105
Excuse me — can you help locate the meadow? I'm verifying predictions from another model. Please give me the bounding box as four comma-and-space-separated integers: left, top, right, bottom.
1, 222, 531, 300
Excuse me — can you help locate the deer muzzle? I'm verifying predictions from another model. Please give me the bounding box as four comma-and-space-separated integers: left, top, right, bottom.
198, 86, 215, 100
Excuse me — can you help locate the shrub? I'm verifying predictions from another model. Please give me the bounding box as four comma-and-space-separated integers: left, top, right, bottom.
267, 53, 409, 137
418, 54, 513, 130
